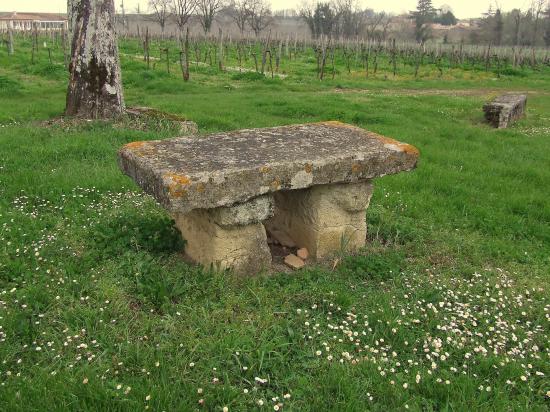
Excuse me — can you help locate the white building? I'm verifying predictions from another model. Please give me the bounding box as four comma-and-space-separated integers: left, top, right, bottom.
0, 12, 68, 31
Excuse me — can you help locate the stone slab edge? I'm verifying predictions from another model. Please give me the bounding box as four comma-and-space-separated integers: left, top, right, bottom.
118, 121, 420, 214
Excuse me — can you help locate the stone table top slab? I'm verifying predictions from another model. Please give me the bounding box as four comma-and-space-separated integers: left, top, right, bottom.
118, 121, 419, 214
483, 94, 527, 128
486, 94, 527, 107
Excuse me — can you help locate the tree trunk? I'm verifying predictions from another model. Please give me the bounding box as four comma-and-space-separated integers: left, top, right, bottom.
66, 0, 125, 119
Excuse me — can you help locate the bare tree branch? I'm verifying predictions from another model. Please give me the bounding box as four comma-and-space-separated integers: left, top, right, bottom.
172, 0, 198, 31
148, 0, 171, 35
229, 0, 250, 35
197, 0, 225, 34
248, 0, 273, 37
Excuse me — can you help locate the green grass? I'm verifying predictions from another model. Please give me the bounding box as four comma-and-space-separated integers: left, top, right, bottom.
0, 36, 549, 411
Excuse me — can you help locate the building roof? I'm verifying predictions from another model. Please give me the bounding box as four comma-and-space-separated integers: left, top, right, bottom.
0, 12, 67, 21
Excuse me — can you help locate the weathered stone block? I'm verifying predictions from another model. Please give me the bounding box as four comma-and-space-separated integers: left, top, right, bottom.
210, 195, 274, 227
125, 106, 198, 134
284, 254, 305, 269
483, 94, 527, 128
265, 181, 374, 259
297, 248, 309, 260
173, 196, 273, 275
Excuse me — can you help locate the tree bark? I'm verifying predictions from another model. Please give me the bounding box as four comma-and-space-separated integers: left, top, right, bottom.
66, 0, 125, 119
67, 0, 79, 42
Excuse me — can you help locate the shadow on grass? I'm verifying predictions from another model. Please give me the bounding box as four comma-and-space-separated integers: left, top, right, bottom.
88, 212, 184, 258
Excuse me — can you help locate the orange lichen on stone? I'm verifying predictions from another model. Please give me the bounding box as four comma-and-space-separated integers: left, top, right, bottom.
370, 133, 420, 157
122, 141, 157, 157
123, 141, 145, 149
259, 166, 271, 174
320, 121, 419, 157
164, 172, 191, 198
401, 144, 420, 156
304, 163, 313, 173
164, 173, 191, 186
351, 163, 362, 173
321, 120, 362, 131
271, 178, 281, 190
170, 188, 187, 198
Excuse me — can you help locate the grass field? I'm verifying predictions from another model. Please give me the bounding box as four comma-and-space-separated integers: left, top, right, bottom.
0, 37, 549, 411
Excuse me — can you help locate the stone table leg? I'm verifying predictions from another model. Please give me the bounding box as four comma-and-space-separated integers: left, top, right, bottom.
172, 195, 274, 275
266, 181, 374, 259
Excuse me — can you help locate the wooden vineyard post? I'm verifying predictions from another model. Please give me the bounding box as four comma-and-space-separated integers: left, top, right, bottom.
391, 38, 397, 77
180, 27, 190, 81
7, 24, 14, 55
218, 28, 224, 71
61, 27, 68, 67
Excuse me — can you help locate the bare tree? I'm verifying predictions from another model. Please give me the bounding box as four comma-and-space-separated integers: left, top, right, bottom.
197, 0, 225, 34
229, 0, 250, 35
148, 0, 171, 36
172, 0, 198, 31
119, 0, 128, 31
379, 13, 392, 42
544, 4, 550, 46
66, 0, 124, 119
335, 0, 363, 39
411, 0, 436, 43
512, 9, 522, 46
300, 1, 338, 39
494, 8, 504, 46
531, 0, 546, 45
248, 0, 273, 37
299, 1, 316, 37
365, 11, 390, 41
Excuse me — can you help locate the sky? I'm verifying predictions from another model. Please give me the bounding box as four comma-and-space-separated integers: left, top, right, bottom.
0, 0, 537, 19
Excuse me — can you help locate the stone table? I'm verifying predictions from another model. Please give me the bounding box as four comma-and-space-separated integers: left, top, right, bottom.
118, 121, 419, 274
483, 94, 527, 128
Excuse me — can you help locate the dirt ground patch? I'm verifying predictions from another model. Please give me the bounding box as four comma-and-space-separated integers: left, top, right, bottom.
331, 88, 549, 97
